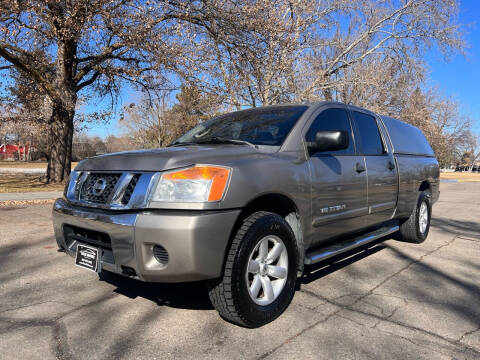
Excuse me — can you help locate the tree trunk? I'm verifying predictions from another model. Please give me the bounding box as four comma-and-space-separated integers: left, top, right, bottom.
46, 100, 75, 183
46, 37, 78, 184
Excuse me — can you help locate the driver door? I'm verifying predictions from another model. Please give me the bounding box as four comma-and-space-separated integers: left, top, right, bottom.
306, 105, 368, 245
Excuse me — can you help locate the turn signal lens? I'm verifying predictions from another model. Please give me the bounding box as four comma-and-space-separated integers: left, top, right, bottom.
151, 165, 231, 203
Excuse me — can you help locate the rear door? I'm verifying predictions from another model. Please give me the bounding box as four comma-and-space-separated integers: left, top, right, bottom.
350, 109, 398, 226
306, 105, 368, 245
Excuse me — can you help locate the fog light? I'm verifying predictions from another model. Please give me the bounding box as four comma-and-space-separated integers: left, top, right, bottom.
153, 244, 169, 265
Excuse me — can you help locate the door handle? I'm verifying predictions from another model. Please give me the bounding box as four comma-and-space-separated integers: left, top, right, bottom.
355, 162, 366, 173
388, 161, 395, 171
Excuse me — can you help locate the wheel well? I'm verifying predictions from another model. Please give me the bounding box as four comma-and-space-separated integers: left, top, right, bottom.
224, 193, 304, 275
419, 180, 431, 193
240, 193, 298, 219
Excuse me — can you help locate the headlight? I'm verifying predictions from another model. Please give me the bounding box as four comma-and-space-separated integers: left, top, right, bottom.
63, 175, 71, 198
150, 165, 231, 203
64, 171, 78, 199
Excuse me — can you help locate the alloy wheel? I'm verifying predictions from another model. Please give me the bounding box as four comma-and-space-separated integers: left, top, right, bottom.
245, 235, 289, 306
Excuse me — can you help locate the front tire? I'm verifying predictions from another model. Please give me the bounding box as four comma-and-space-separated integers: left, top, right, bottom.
398, 190, 432, 243
208, 211, 298, 328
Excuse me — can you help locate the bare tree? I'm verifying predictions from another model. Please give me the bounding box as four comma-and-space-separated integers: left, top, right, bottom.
333, 55, 425, 114
120, 98, 172, 149
0, 0, 466, 179
0, 1, 212, 182
175, 0, 331, 107
0, 65, 52, 160
428, 95, 472, 167
299, 0, 464, 101
120, 85, 220, 148
329, 53, 471, 168
105, 135, 134, 153
175, 0, 463, 107
71, 132, 95, 161
401, 89, 468, 167
459, 133, 480, 171
0, 95, 50, 161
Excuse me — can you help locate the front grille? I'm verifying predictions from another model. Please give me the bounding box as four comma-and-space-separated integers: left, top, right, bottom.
64, 225, 112, 249
79, 173, 121, 204
67, 171, 150, 209
121, 174, 140, 205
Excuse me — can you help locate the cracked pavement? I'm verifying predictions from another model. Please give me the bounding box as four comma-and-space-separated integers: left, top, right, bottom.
1, 182, 479, 359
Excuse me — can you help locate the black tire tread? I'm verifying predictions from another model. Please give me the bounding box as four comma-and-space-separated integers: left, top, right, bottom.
208, 211, 291, 327
399, 206, 418, 242
399, 190, 431, 243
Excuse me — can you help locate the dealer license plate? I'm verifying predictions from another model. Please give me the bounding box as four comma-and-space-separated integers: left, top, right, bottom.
75, 244, 99, 272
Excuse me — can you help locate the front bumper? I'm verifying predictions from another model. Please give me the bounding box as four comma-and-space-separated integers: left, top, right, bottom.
52, 198, 240, 282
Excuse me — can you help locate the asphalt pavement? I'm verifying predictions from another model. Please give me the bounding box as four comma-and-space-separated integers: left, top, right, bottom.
0, 182, 479, 359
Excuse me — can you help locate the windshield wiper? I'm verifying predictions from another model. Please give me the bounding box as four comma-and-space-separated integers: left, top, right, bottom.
168, 137, 257, 148
195, 136, 257, 148
168, 141, 198, 147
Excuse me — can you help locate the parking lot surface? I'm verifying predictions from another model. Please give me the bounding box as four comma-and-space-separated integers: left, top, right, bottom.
1, 182, 479, 359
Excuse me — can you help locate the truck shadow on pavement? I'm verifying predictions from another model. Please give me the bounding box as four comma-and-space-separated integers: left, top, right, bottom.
384, 244, 480, 332
97, 217, 480, 323
430, 217, 480, 239
97, 239, 389, 311
98, 270, 215, 310
301, 239, 387, 285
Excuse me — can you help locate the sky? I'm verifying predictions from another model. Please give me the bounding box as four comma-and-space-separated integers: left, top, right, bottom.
426, 0, 480, 132
80, 85, 140, 138
87, 0, 480, 138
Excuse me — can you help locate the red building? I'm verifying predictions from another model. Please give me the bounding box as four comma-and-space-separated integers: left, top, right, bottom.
0, 143, 33, 160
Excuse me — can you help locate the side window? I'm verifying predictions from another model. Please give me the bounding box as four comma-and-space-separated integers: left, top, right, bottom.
306, 108, 354, 155
352, 111, 384, 155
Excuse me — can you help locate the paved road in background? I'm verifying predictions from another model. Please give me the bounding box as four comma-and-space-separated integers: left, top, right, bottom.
1, 182, 479, 359
0, 167, 45, 174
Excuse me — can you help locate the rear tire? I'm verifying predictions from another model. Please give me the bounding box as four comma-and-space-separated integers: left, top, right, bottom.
208, 211, 298, 328
398, 190, 431, 243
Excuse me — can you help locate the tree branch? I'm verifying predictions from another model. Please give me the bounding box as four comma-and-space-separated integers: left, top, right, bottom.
0, 46, 57, 99
76, 70, 101, 91
74, 42, 126, 82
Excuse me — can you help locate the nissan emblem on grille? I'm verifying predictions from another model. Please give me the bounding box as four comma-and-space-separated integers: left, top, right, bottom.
79, 173, 121, 204
92, 178, 107, 196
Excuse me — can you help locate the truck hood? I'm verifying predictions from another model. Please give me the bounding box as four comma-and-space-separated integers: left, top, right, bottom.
75, 145, 267, 172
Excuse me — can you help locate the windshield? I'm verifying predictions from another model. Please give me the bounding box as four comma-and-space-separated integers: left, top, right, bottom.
173, 105, 308, 146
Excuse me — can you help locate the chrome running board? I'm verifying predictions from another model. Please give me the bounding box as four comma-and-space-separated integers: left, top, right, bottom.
304, 225, 399, 265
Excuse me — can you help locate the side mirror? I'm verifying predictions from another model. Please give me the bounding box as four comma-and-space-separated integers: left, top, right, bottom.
307, 130, 349, 153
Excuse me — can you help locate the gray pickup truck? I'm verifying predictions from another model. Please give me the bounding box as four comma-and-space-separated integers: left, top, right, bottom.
53, 101, 439, 327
